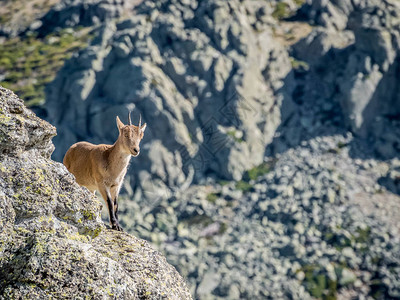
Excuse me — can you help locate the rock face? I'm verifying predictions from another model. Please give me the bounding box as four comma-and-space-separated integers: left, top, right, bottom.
36, 0, 140, 36
290, 0, 400, 158
45, 0, 293, 202
0, 86, 192, 299
43, 0, 400, 205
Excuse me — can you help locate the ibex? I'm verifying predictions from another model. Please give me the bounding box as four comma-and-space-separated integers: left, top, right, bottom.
63, 112, 146, 231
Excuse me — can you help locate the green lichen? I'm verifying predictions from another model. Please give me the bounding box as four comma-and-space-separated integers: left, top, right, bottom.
82, 210, 95, 220
0, 113, 12, 124
90, 227, 102, 238
64, 232, 91, 243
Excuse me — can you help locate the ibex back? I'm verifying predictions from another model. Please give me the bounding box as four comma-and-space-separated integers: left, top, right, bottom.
63, 112, 146, 231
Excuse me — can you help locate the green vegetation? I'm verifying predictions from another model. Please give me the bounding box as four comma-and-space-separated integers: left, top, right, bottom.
294, 0, 306, 6
227, 130, 243, 143
290, 57, 310, 71
324, 231, 352, 251
245, 162, 272, 181
218, 222, 228, 235
272, 0, 305, 20
218, 180, 230, 186
235, 180, 253, 193
0, 28, 92, 107
272, 2, 290, 20
354, 226, 371, 244
206, 192, 219, 203
301, 264, 337, 300
323, 226, 372, 253
234, 161, 275, 193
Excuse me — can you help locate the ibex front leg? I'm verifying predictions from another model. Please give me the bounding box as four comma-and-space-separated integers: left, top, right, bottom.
99, 185, 122, 231
110, 183, 123, 229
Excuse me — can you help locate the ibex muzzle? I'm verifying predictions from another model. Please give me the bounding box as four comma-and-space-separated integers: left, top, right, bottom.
63, 111, 147, 231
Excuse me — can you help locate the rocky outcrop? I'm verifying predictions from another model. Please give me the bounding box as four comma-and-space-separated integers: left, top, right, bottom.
290, 0, 400, 158
36, 0, 141, 36
0, 86, 192, 299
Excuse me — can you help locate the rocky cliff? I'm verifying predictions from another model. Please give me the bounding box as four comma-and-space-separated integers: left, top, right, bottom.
0, 86, 192, 299
287, 0, 400, 158
42, 0, 400, 204
45, 0, 294, 195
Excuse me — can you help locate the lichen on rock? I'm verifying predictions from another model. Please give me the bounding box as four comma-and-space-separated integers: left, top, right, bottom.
0, 86, 192, 299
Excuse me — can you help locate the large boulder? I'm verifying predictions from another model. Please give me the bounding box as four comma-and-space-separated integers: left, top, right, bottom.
0, 86, 192, 299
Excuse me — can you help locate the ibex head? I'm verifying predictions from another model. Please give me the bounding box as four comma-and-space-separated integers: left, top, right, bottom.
116, 112, 147, 157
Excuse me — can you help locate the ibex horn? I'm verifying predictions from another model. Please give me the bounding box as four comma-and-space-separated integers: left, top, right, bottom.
128, 111, 132, 125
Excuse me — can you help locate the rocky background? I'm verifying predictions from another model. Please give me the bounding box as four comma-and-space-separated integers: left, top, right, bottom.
1, 0, 400, 299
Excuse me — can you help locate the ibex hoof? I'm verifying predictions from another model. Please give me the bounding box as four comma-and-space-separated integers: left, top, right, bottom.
112, 222, 124, 231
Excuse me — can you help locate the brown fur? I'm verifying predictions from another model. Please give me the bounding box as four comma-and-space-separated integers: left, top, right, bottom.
63, 116, 146, 231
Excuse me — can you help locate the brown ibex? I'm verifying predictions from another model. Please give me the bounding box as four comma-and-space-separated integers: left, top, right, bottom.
63, 112, 147, 231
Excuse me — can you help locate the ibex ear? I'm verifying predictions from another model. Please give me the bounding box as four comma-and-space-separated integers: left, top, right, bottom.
116, 116, 124, 132
140, 123, 147, 133
139, 123, 146, 138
